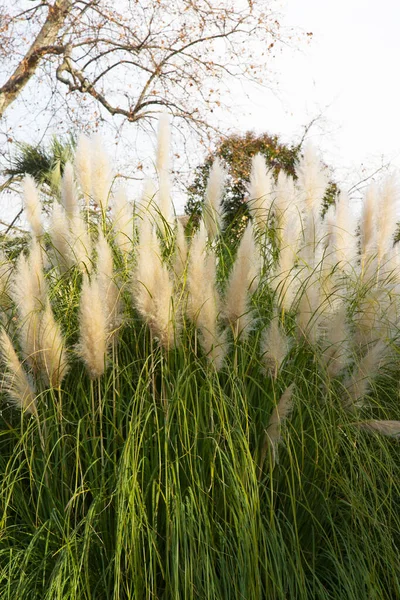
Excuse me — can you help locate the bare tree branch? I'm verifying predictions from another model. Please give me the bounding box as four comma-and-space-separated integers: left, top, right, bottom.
0, 0, 73, 118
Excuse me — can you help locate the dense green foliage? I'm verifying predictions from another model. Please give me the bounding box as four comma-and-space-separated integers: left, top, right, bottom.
186, 131, 338, 238
5, 136, 76, 194
0, 139, 399, 599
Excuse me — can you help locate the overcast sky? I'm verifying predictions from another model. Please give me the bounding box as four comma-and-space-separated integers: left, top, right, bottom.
2, 0, 399, 222
235, 0, 400, 199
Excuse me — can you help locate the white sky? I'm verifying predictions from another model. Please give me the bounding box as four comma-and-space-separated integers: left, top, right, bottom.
235, 0, 400, 200
1, 0, 400, 223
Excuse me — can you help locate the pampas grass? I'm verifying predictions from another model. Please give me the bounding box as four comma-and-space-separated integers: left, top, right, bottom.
75, 134, 92, 204
343, 340, 388, 412
23, 175, 43, 239
134, 216, 177, 348
112, 187, 133, 255
248, 153, 273, 230
90, 134, 112, 211
2, 118, 400, 600
352, 419, 400, 438
259, 384, 295, 471
77, 275, 107, 379
95, 230, 121, 338
261, 310, 290, 379
38, 301, 69, 387
187, 222, 226, 368
61, 161, 79, 219
0, 328, 37, 415
224, 221, 259, 338
203, 158, 226, 240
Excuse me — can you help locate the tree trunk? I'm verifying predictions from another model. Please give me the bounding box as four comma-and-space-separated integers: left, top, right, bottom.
0, 0, 72, 119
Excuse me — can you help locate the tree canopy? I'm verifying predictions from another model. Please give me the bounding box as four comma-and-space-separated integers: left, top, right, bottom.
0, 1, 299, 142
185, 131, 338, 239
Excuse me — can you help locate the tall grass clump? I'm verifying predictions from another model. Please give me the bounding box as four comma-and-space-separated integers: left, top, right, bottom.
0, 117, 400, 599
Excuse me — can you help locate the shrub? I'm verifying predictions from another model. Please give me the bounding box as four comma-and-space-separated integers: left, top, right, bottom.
0, 120, 400, 599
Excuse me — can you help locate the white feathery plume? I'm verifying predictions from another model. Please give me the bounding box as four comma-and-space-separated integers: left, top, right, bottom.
248, 153, 274, 230
353, 287, 393, 346
90, 134, 112, 211
38, 301, 69, 387
134, 215, 158, 321
77, 275, 107, 379
321, 303, 351, 378
134, 219, 177, 348
203, 158, 226, 240
224, 222, 260, 339
261, 311, 290, 379
343, 340, 387, 412
186, 222, 209, 324
295, 143, 328, 218
68, 211, 92, 272
156, 111, 170, 174
75, 134, 92, 205
274, 171, 298, 237
187, 222, 226, 368
296, 268, 322, 344
0, 329, 37, 415
112, 187, 133, 255
352, 420, 400, 438
332, 192, 358, 269
49, 203, 74, 272
157, 170, 173, 227
360, 182, 378, 259
265, 384, 295, 467
95, 230, 121, 337
12, 240, 46, 313
23, 175, 43, 239
155, 112, 173, 225
272, 209, 302, 310
61, 161, 79, 219
11, 241, 47, 369
377, 175, 399, 264
173, 219, 188, 280
139, 178, 157, 216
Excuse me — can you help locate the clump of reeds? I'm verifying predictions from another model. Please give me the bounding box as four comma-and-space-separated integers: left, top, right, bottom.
186, 221, 227, 368
2, 118, 400, 600
224, 221, 259, 339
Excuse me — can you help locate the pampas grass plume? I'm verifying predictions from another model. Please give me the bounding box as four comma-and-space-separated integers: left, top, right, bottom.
265, 383, 295, 466
352, 420, 400, 438
187, 222, 226, 367
203, 158, 226, 239
134, 218, 177, 348
75, 134, 92, 204
49, 203, 74, 272
23, 175, 43, 239
61, 161, 78, 219
343, 340, 387, 412
77, 276, 107, 379
174, 219, 188, 280
155, 113, 173, 226
360, 182, 378, 259
90, 135, 112, 211
224, 222, 259, 338
296, 143, 328, 218
96, 231, 121, 336
0, 329, 37, 415
38, 301, 69, 387
377, 175, 398, 263
248, 153, 273, 230
112, 187, 133, 254
261, 312, 290, 379
68, 212, 92, 272
333, 192, 358, 268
